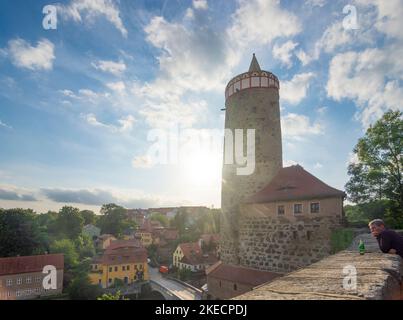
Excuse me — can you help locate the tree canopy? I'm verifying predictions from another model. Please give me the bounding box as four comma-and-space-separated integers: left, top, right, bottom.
345, 110, 402, 227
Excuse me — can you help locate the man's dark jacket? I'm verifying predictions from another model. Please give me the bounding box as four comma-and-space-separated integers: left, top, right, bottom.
376, 229, 403, 258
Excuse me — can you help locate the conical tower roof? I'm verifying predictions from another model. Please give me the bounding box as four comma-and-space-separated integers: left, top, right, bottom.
249, 53, 261, 72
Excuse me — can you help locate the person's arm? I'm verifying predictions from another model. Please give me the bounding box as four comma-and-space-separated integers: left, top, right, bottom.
379, 232, 392, 253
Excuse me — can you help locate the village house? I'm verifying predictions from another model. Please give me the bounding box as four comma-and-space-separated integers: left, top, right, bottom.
173, 243, 218, 272
89, 240, 148, 289
96, 234, 117, 251
0, 254, 64, 300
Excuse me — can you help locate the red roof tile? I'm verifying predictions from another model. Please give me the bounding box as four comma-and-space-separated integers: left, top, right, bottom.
162, 228, 179, 241
0, 254, 64, 276
106, 239, 143, 252
206, 262, 281, 286
246, 165, 345, 204
101, 247, 147, 265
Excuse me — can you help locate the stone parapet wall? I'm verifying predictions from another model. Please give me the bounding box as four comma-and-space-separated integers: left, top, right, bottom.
234, 234, 403, 300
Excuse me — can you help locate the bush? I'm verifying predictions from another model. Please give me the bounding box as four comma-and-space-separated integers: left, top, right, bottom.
331, 228, 354, 254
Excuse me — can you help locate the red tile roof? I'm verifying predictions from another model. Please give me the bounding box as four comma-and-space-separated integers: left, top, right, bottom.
206, 262, 281, 286
106, 239, 143, 252
178, 242, 204, 265
179, 242, 202, 257
245, 165, 345, 204
101, 247, 147, 265
162, 228, 179, 241
0, 254, 64, 276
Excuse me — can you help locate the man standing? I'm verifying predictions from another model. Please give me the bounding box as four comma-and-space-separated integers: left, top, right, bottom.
369, 219, 403, 259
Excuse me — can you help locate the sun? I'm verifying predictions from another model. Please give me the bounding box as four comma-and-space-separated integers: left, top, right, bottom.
182, 150, 222, 186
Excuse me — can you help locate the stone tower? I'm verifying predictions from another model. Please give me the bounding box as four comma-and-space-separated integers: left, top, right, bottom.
221, 54, 283, 265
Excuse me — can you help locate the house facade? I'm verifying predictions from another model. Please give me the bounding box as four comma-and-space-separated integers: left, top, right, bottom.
89, 241, 148, 288
0, 254, 64, 300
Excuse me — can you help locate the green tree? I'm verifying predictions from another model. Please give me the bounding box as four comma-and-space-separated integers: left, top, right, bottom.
67, 275, 103, 300
75, 234, 96, 259
0, 209, 47, 257
54, 206, 84, 240
345, 110, 402, 226
97, 204, 135, 238
50, 239, 79, 269
97, 291, 127, 300
80, 210, 96, 225
150, 213, 168, 227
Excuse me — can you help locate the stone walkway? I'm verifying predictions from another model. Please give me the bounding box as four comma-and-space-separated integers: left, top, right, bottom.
234, 234, 402, 300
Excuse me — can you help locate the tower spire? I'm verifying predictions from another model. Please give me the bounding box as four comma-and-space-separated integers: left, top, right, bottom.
249, 53, 261, 72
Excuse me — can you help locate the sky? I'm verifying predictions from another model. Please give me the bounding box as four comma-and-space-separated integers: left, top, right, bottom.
0, 0, 402, 213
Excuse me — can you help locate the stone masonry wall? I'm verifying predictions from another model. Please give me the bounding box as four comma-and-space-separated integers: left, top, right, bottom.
238, 215, 343, 273
221, 86, 283, 265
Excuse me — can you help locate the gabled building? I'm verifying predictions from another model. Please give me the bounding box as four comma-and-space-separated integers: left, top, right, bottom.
89, 241, 148, 289
0, 254, 64, 300
173, 243, 218, 272
96, 234, 117, 250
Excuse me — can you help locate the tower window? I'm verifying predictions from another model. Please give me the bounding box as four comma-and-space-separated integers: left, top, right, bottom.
233, 283, 237, 291
277, 205, 285, 215
294, 204, 303, 215
307, 231, 312, 240
293, 231, 298, 240
310, 203, 320, 213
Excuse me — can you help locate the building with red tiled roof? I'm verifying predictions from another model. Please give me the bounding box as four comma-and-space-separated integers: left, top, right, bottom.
89, 245, 149, 288
106, 239, 143, 252
0, 254, 64, 300
205, 261, 281, 300
245, 165, 345, 204
173, 243, 219, 272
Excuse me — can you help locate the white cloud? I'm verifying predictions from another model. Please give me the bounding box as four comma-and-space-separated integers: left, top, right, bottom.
7, 38, 55, 71
273, 40, 298, 68
281, 72, 315, 105
356, 0, 403, 40
83, 113, 135, 133
92, 60, 126, 76
139, 0, 302, 129
305, 0, 326, 7
117, 115, 136, 132
0, 120, 12, 130
284, 159, 299, 167
228, 0, 301, 49
60, 88, 109, 104
314, 162, 323, 169
193, 0, 208, 10
107, 81, 126, 93
317, 106, 328, 115
282, 113, 324, 139
58, 0, 127, 37
326, 46, 403, 127
132, 155, 155, 169
185, 8, 195, 20
295, 49, 313, 66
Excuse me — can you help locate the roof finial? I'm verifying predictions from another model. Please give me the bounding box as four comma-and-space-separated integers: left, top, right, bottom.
249, 53, 261, 72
